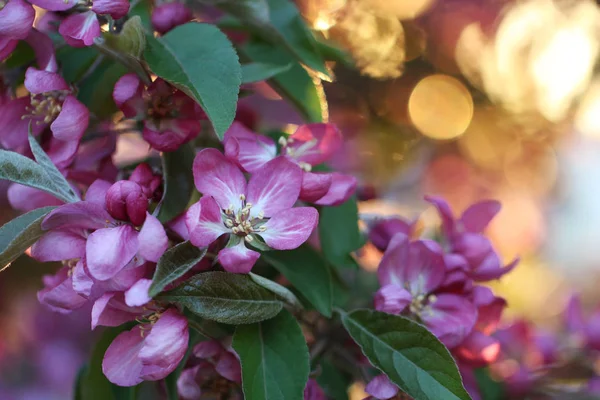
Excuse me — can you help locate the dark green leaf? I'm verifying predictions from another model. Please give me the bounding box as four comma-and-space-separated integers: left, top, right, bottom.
129, 0, 153, 31
5, 41, 35, 69
341, 309, 472, 400
159, 271, 283, 324
241, 62, 292, 83
144, 23, 241, 138
28, 133, 80, 202
249, 272, 302, 309
78, 324, 138, 400
149, 241, 207, 297
262, 246, 332, 317
56, 46, 99, 83
0, 206, 55, 270
157, 143, 195, 223
0, 150, 74, 203
233, 309, 309, 400
78, 60, 128, 118
104, 16, 146, 58
316, 359, 351, 400
474, 368, 505, 400
241, 40, 324, 122
319, 196, 362, 269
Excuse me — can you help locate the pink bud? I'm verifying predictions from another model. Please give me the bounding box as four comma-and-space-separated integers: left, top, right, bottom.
151, 2, 192, 35
106, 181, 148, 225
130, 163, 162, 198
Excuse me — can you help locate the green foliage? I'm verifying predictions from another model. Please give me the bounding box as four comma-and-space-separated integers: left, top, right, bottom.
56, 46, 100, 83
249, 272, 303, 309
129, 0, 153, 31
262, 245, 333, 317
241, 62, 292, 83
233, 309, 310, 400
157, 143, 195, 222
159, 271, 283, 324
474, 368, 505, 400
341, 309, 472, 400
148, 241, 207, 297
78, 59, 128, 118
144, 23, 242, 138
316, 359, 351, 400
104, 16, 147, 59
319, 196, 363, 269
0, 206, 55, 269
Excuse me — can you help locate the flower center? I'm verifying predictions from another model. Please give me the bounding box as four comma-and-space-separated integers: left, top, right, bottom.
278, 136, 316, 172
63, 258, 79, 276
223, 194, 267, 243
24, 92, 66, 124
408, 293, 437, 317
0, 1, 6, 11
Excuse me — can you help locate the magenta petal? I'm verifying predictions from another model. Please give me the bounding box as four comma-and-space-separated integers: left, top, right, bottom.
46, 136, 80, 168
424, 195, 456, 238
85, 179, 112, 205
365, 374, 399, 400
565, 294, 586, 334
215, 351, 241, 382
151, 2, 193, 34
103, 326, 146, 386
299, 172, 332, 203
113, 73, 145, 118
72, 259, 94, 296
423, 294, 478, 348
460, 200, 501, 233
58, 11, 100, 47
8, 184, 64, 212
50, 95, 89, 141
25, 29, 58, 72
37, 267, 87, 313
218, 242, 260, 273
377, 233, 410, 287
139, 309, 188, 376
313, 172, 357, 206
261, 207, 318, 250
403, 239, 445, 295
368, 217, 413, 252
0, 97, 34, 150
138, 213, 168, 262
42, 201, 113, 230
142, 120, 200, 152
455, 331, 501, 366
304, 379, 326, 400
288, 124, 342, 166
223, 122, 277, 172
86, 226, 139, 281
0, 37, 17, 62
31, 229, 85, 262
246, 156, 302, 217
91, 292, 143, 329
92, 0, 130, 19
28, 0, 77, 11
186, 196, 228, 248
177, 366, 201, 400
24, 67, 68, 93
125, 278, 152, 306
193, 148, 247, 210
0, 0, 35, 40
374, 284, 412, 315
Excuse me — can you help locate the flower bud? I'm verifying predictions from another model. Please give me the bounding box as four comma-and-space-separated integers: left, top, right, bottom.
151, 2, 192, 35
129, 163, 162, 199
106, 181, 148, 226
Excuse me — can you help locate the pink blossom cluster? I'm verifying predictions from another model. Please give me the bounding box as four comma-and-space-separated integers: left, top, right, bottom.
365, 197, 519, 399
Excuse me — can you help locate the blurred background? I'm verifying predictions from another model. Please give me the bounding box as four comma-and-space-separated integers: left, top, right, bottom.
3, 0, 600, 397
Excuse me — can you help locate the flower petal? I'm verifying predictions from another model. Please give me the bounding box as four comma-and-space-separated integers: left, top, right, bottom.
215, 351, 241, 382
313, 172, 356, 206
50, 95, 89, 142
92, 292, 143, 329
113, 73, 145, 118
25, 28, 58, 72
8, 184, 64, 212
138, 213, 168, 262
377, 233, 410, 287
186, 196, 228, 247
455, 331, 501, 366
86, 226, 139, 281
27, 0, 78, 11
24, 67, 68, 93
365, 374, 399, 400
218, 241, 260, 273
0, 0, 35, 40
37, 267, 87, 313
424, 195, 456, 238
0, 97, 36, 150
246, 156, 302, 217
460, 200, 501, 233
85, 179, 112, 205
58, 11, 100, 47
177, 366, 201, 400
125, 278, 152, 307
92, 0, 130, 19
374, 284, 412, 315
299, 172, 332, 203
287, 123, 342, 166
42, 201, 113, 230
192, 148, 247, 210
368, 217, 413, 252
142, 119, 200, 151
422, 294, 478, 348
102, 325, 146, 386
402, 239, 445, 295
151, 2, 193, 34
31, 229, 85, 262
260, 207, 318, 250
223, 122, 277, 172
139, 309, 188, 375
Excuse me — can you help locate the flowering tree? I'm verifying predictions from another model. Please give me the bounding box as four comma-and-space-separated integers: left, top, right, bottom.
0, 1, 548, 399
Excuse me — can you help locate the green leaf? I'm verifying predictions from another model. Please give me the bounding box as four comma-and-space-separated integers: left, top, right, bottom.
0, 206, 55, 270
28, 133, 80, 202
0, 150, 75, 203
129, 0, 153, 31
5, 41, 35, 69
262, 246, 332, 317
159, 271, 283, 324
78, 60, 128, 118
56, 46, 99, 83
149, 241, 207, 297
144, 23, 241, 138
233, 309, 310, 400
241, 62, 292, 83
341, 309, 472, 400
241, 40, 324, 122
78, 324, 138, 400
474, 368, 505, 400
316, 359, 351, 400
157, 143, 195, 223
249, 272, 302, 309
319, 196, 362, 269
104, 16, 146, 58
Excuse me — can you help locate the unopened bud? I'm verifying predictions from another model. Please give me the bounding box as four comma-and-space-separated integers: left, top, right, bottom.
151, 2, 193, 35
106, 181, 148, 226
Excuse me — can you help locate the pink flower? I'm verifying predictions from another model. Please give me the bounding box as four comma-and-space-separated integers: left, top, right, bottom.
375, 233, 478, 348
426, 196, 519, 281
186, 149, 318, 273
151, 2, 193, 34
368, 216, 414, 252
364, 374, 399, 400
304, 379, 326, 400
223, 122, 357, 206
0, 0, 35, 40
37, 266, 88, 313
113, 75, 203, 151
102, 308, 189, 386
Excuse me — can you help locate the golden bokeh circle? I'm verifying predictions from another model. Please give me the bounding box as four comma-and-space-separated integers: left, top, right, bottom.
408, 74, 474, 140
